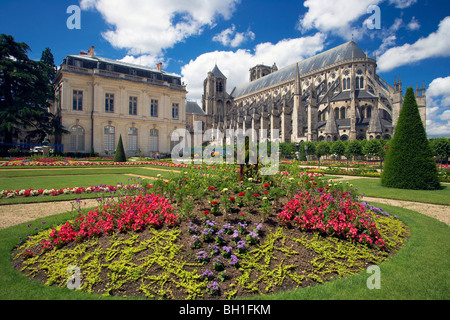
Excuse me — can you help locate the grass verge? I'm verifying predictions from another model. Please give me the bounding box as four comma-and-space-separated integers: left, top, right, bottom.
332, 178, 450, 205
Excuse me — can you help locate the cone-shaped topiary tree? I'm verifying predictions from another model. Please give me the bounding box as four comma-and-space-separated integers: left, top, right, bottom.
114, 134, 127, 162
381, 87, 440, 190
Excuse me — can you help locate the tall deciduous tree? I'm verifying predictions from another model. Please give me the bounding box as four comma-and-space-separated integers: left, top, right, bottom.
381, 88, 440, 190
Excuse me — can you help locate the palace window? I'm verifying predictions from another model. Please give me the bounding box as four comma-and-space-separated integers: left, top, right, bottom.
129, 96, 137, 115
150, 99, 158, 117
149, 129, 159, 152
172, 103, 179, 120
104, 125, 115, 152
105, 93, 114, 113
128, 128, 138, 153
73, 90, 83, 111
70, 125, 85, 151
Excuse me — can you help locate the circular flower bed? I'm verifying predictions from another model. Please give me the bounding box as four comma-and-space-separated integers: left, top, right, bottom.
12, 164, 410, 300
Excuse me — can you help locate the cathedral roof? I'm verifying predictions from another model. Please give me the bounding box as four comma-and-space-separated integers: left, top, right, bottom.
186, 101, 206, 115
232, 41, 367, 98
211, 64, 227, 79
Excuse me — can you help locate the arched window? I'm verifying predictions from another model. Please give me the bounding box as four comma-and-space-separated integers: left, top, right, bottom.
340, 107, 346, 119
340, 135, 348, 141
70, 125, 85, 152
343, 79, 347, 90
216, 81, 223, 92
104, 126, 115, 152
367, 106, 372, 118
356, 77, 360, 89
361, 106, 366, 119
360, 76, 364, 89
128, 127, 138, 153
334, 108, 339, 119
347, 78, 351, 90
149, 129, 159, 152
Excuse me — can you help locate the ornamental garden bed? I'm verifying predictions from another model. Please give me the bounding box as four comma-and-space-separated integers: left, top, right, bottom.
11, 164, 410, 300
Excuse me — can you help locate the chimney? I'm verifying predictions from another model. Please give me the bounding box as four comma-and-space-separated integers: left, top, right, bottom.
157, 63, 162, 72
88, 46, 95, 57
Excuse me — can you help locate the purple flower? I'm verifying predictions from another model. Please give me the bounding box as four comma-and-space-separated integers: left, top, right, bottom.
238, 222, 247, 229
206, 220, 217, 228
196, 251, 209, 262
232, 229, 239, 239
207, 281, 220, 294
208, 244, 219, 255
188, 222, 199, 234
230, 254, 239, 266
236, 240, 247, 252
222, 246, 232, 257
201, 269, 213, 279
248, 230, 258, 238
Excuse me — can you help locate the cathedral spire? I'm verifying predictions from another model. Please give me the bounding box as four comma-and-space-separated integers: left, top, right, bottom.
295, 64, 302, 95
324, 102, 338, 136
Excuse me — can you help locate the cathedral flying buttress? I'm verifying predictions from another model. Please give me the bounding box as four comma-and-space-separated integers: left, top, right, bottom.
189, 40, 426, 144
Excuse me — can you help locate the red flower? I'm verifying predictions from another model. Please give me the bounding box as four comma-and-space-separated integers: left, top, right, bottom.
203, 210, 210, 215
208, 186, 215, 190
240, 213, 245, 217
238, 192, 245, 197
211, 201, 219, 206
229, 197, 235, 202
263, 191, 268, 194
263, 183, 270, 188
253, 193, 259, 197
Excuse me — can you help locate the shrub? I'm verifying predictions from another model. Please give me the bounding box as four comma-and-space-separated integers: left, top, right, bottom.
430, 137, 450, 163
114, 134, 127, 162
346, 140, 363, 160
331, 140, 346, 160
381, 88, 440, 190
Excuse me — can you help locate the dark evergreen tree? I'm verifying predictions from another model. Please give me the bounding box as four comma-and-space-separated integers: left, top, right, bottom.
381, 87, 440, 190
0, 35, 66, 144
114, 134, 127, 162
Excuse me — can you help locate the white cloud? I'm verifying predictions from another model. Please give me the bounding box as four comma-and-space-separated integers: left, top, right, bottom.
212, 25, 255, 47
426, 76, 450, 137
407, 16, 420, 31
298, 0, 383, 40
389, 0, 417, 9
377, 16, 450, 72
119, 54, 167, 72
80, 0, 240, 55
181, 33, 327, 102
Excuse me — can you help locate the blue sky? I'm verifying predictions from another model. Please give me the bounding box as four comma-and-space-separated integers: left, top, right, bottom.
1, 0, 449, 137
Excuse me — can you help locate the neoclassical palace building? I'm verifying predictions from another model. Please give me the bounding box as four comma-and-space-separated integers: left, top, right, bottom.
52, 46, 187, 156
188, 41, 426, 143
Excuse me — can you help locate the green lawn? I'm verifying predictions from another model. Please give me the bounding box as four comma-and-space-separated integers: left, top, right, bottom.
0, 174, 137, 191
332, 177, 450, 205
0, 202, 448, 300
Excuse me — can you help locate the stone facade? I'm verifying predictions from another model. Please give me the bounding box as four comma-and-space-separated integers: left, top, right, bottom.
51, 47, 187, 157
199, 41, 426, 143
